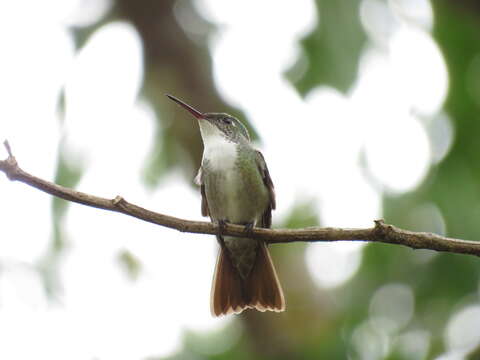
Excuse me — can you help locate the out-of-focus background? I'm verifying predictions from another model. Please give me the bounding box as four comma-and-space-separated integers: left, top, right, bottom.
1, 0, 480, 359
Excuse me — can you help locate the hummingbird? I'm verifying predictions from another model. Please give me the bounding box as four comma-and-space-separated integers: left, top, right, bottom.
166, 94, 285, 316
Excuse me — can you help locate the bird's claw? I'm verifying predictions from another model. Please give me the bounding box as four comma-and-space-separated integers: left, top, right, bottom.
216, 219, 228, 248
244, 222, 255, 236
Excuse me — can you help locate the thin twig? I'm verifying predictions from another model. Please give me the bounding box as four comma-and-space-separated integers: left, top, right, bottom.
1, 140, 480, 257
3, 140, 13, 157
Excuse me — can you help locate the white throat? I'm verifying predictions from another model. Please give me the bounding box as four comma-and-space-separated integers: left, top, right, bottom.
199, 120, 237, 172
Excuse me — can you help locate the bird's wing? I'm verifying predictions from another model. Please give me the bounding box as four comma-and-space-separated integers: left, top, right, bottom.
255, 150, 276, 228
195, 167, 209, 217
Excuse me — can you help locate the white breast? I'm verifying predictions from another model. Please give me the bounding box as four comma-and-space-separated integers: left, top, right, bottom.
199, 120, 237, 172
203, 137, 237, 172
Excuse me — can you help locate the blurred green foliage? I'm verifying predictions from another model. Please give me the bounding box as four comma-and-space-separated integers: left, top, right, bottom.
47, 0, 480, 359
287, 0, 366, 94
118, 249, 143, 281
384, 1, 480, 357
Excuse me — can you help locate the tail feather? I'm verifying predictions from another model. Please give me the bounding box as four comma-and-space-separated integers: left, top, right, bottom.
210, 247, 247, 315
246, 242, 285, 312
211, 242, 285, 316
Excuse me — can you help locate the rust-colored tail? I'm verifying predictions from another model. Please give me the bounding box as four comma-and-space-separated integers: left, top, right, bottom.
211, 242, 285, 316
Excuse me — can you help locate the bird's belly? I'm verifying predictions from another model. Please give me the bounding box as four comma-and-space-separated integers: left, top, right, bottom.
223, 171, 254, 223
205, 167, 268, 225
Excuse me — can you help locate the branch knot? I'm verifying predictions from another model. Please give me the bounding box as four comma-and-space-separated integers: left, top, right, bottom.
113, 196, 126, 207
0, 141, 21, 181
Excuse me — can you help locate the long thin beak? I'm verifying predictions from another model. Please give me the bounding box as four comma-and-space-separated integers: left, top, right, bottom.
166, 94, 204, 119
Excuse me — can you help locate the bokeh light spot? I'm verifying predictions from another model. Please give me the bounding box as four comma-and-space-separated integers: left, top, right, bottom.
369, 283, 415, 334
445, 305, 480, 352
306, 242, 363, 289
365, 113, 430, 193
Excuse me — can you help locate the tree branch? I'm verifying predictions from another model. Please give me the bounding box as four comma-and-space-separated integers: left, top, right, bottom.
2, 140, 480, 257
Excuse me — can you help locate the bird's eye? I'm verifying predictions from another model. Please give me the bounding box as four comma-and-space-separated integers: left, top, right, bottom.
222, 118, 232, 125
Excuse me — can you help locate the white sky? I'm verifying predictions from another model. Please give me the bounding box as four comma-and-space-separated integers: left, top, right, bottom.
1, 0, 472, 359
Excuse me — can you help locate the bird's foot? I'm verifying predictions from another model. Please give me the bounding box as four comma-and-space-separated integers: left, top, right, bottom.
216, 219, 228, 248
244, 222, 255, 237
